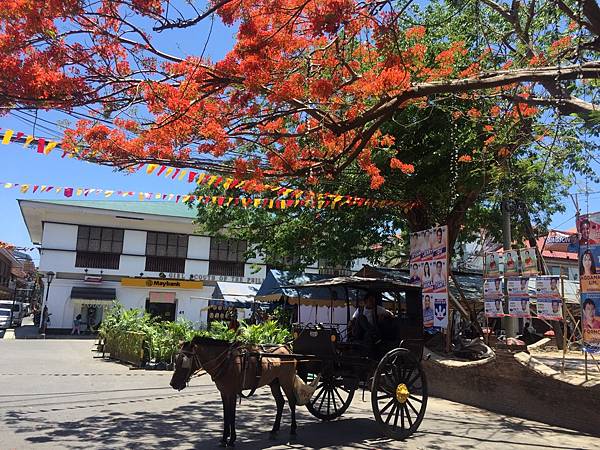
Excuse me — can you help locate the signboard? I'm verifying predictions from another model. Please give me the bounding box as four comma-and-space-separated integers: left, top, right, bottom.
535, 276, 561, 297
484, 297, 505, 318
121, 278, 204, 289
409, 225, 448, 331
544, 230, 578, 253
484, 252, 502, 278
483, 277, 504, 318
484, 278, 503, 297
537, 297, 563, 320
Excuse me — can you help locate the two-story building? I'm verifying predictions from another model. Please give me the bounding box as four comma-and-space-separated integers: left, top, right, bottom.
19, 199, 279, 332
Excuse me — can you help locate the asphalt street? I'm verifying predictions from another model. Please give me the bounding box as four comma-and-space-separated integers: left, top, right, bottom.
0, 337, 599, 449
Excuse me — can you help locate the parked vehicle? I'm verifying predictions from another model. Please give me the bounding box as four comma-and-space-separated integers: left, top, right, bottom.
0, 301, 23, 327
0, 308, 12, 329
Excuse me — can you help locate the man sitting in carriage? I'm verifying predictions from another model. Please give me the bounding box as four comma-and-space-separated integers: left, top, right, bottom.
348, 292, 393, 351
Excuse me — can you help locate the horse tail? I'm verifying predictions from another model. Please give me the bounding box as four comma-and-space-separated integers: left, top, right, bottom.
292, 374, 320, 406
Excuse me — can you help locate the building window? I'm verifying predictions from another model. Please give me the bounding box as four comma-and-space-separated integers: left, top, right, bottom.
209, 238, 247, 277
75, 226, 123, 270
318, 259, 353, 277
145, 232, 188, 274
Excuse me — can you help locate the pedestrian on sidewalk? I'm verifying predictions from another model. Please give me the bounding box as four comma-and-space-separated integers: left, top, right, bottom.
71, 314, 82, 335
40, 306, 51, 334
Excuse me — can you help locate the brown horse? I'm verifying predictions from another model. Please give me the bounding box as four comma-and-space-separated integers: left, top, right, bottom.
170, 336, 313, 447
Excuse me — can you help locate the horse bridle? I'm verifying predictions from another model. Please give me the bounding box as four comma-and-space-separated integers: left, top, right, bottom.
176, 348, 203, 384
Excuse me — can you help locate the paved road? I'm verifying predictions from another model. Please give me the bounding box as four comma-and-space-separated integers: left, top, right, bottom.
0, 339, 598, 450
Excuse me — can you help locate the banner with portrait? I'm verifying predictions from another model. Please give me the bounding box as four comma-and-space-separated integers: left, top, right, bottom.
578, 213, 600, 352
503, 249, 520, 277
409, 225, 449, 331
581, 293, 600, 351
537, 298, 563, 320
484, 278, 503, 298
508, 296, 531, 318
507, 277, 529, 296
484, 251, 502, 278
519, 248, 538, 276
484, 298, 505, 318
579, 244, 600, 292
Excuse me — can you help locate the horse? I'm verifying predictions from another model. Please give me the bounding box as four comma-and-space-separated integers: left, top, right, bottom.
170, 335, 316, 447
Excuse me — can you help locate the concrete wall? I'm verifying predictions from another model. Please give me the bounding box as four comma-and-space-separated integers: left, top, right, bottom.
422, 350, 600, 436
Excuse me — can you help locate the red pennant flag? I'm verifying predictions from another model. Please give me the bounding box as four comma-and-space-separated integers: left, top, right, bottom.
64, 187, 74, 198
135, 163, 145, 171
172, 168, 180, 179
33, 185, 39, 193
37, 138, 45, 153
324, 200, 331, 208
188, 171, 197, 183
175, 195, 181, 203
156, 166, 167, 177
15, 132, 24, 140
286, 200, 294, 208
234, 198, 240, 206
217, 197, 225, 206
229, 179, 239, 189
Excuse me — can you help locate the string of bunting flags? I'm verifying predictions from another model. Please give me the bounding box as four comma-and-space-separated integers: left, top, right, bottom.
1, 181, 400, 209
0, 240, 36, 251
0, 127, 409, 209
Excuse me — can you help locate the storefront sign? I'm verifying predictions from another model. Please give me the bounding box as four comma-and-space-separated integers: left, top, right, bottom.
168, 273, 264, 284
121, 278, 204, 289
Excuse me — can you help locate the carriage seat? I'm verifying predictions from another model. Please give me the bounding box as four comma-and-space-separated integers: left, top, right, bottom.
292, 324, 339, 358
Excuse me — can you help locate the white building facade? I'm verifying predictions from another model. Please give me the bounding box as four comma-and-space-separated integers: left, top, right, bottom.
19, 200, 275, 331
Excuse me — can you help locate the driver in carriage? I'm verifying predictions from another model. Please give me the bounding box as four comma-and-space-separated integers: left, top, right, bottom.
348, 292, 393, 352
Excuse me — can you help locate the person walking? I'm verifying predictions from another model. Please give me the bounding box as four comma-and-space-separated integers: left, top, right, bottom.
40, 306, 51, 334
71, 314, 83, 335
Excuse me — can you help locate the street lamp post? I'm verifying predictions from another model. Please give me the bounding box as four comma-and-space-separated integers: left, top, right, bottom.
39, 271, 55, 334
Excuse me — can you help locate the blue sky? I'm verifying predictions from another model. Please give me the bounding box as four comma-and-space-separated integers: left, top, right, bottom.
0, 9, 598, 262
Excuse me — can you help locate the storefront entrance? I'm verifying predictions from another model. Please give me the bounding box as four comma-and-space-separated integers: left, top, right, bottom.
145, 291, 176, 321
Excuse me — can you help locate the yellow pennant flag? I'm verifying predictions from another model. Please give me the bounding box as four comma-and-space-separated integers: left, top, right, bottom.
23, 136, 35, 148
196, 173, 206, 185
104, 190, 114, 197
317, 200, 325, 209
155, 193, 161, 199
44, 141, 58, 155
20, 184, 29, 193
146, 164, 158, 174
40, 185, 46, 192
139, 192, 145, 201
226, 197, 234, 206
2, 129, 14, 144
4, 183, 13, 188
182, 195, 191, 202
178, 170, 188, 181
211, 196, 218, 204
253, 198, 261, 208
76, 188, 83, 196
268, 199, 274, 208
280, 200, 286, 209
207, 175, 218, 186
165, 167, 174, 177
222, 178, 233, 189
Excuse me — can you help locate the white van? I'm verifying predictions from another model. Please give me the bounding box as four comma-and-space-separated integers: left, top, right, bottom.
0, 301, 23, 327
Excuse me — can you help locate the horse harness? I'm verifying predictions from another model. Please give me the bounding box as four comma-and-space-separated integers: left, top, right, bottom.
238, 348, 263, 399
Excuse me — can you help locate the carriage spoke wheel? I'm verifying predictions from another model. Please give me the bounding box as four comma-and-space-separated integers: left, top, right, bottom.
371, 348, 427, 440
306, 373, 355, 421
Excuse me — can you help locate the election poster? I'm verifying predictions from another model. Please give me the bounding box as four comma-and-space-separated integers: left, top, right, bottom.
503, 249, 520, 277
484, 278, 503, 297
578, 213, 600, 352
484, 251, 502, 278
519, 248, 538, 276
507, 277, 529, 296
484, 297, 505, 318
537, 297, 563, 320
410, 226, 449, 331
536, 276, 561, 297
508, 296, 531, 318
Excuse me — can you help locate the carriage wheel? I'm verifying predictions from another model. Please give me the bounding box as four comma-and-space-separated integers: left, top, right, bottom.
306, 373, 355, 421
371, 348, 427, 440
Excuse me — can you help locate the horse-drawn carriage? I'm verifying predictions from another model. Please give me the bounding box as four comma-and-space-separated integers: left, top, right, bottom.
171, 276, 427, 446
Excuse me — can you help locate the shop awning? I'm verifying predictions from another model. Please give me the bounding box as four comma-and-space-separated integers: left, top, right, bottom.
71, 287, 116, 306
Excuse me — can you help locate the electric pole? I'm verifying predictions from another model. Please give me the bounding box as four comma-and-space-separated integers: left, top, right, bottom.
501, 199, 517, 337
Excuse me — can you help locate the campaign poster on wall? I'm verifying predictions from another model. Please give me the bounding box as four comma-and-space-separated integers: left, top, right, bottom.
508, 296, 531, 318
485, 297, 505, 317
484, 278, 503, 297
581, 293, 600, 351
409, 225, 449, 331
578, 213, 600, 247
503, 250, 519, 277
519, 248, 538, 276
484, 252, 502, 278
579, 244, 600, 292
537, 297, 563, 320
507, 277, 529, 296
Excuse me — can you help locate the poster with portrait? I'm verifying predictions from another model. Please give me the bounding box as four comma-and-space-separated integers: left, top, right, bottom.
581, 293, 600, 351
503, 250, 519, 277
537, 297, 563, 320
433, 294, 448, 328
508, 296, 531, 318
536, 276, 561, 297
507, 277, 529, 296
577, 213, 600, 247
519, 248, 538, 276
484, 251, 502, 278
484, 278, 503, 298
579, 244, 600, 292
410, 225, 449, 331
485, 298, 505, 318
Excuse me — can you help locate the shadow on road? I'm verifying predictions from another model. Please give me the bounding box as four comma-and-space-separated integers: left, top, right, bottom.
3, 388, 594, 450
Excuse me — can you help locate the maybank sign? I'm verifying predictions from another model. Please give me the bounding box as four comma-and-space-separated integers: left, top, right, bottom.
121, 278, 204, 289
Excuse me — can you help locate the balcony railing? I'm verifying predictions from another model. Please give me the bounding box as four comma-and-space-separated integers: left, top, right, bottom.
208, 261, 245, 277
75, 252, 120, 270
145, 256, 186, 274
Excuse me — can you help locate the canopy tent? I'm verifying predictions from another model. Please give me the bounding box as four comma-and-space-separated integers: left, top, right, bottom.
210, 281, 261, 309
255, 270, 358, 307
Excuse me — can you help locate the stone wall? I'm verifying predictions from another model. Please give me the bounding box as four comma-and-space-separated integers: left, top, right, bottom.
422, 350, 600, 436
